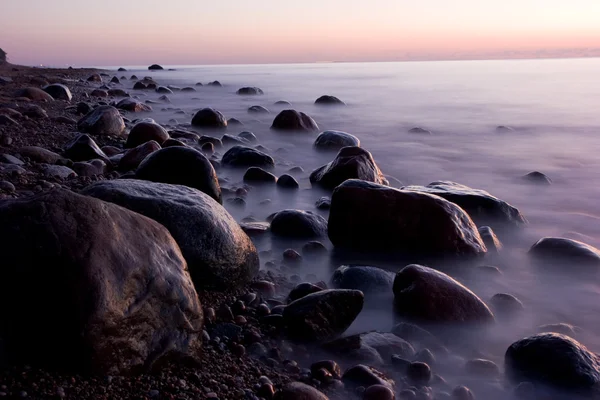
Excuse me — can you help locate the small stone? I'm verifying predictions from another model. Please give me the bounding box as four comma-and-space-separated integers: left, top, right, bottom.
465, 358, 500, 378
452, 386, 474, 400
0, 181, 15, 192
364, 385, 395, 400
283, 249, 302, 265
407, 362, 431, 386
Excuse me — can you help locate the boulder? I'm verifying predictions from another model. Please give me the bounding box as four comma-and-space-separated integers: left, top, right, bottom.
522, 171, 552, 185
342, 365, 393, 389
43, 84, 72, 101
325, 331, 415, 363
110, 76, 120, 84
116, 98, 152, 112
181, 87, 196, 92
191, 108, 227, 128
64, 134, 109, 162
237, 87, 264, 95
87, 73, 102, 82
119, 141, 161, 171
133, 81, 148, 90
198, 135, 222, 148
126, 122, 169, 148
478, 226, 502, 252
489, 293, 524, 317
72, 160, 107, 177
90, 89, 108, 98
248, 105, 269, 114
77, 105, 125, 137
331, 265, 394, 294
148, 64, 164, 70
328, 180, 487, 256
19, 146, 65, 164
277, 174, 299, 189
529, 237, 600, 271
221, 146, 274, 168
243, 167, 277, 184
283, 289, 364, 342
393, 264, 494, 324
156, 86, 173, 94
238, 131, 257, 142
288, 282, 324, 303
221, 134, 247, 146
505, 333, 600, 395
0, 189, 203, 373
313, 130, 360, 151
271, 110, 318, 132
82, 180, 258, 290
228, 117, 243, 126
274, 382, 329, 400
402, 181, 526, 229
135, 147, 221, 203
118, 67, 127, 71
162, 138, 186, 148
43, 164, 77, 179
408, 127, 432, 135
107, 88, 129, 97
271, 210, 328, 239
315, 95, 345, 105
22, 105, 48, 119
14, 87, 54, 102
310, 146, 388, 190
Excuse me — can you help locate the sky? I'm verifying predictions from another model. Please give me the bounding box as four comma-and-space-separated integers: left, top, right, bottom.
1, 0, 599, 66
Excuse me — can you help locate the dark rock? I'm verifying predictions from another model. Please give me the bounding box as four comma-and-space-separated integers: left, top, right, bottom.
529, 237, 600, 271
118, 67, 127, 71
402, 181, 526, 228
275, 100, 292, 106
328, 180, 486, 255
201, 142, 214, 155
207, 81, 222, 87
43, 164, 77, 179
408, 127, 432, 135
135, 147, 221, 203
452, 386, 474, 400
119, 141, 161, 171
126, 122, 169, 148
283, 249, 302, 265
288, 282, 324, 303
43, 84, 72, 101
310, 146, 388, 190
342, 365, 392, 389
496, 125, 515, 132
283, 289, 364, 342
116, 98, 152, 112
64, 134, 108, 162
238, 131, 257, 142
240, 222, 270, 237
82, 180, 258, 290
478, 226, 502, 252
364, 385, 395, 400
108, 88, 129, 97
110, 76, 120, 84
311, 360, 342, 379
271, 109, 319, 132
162, 138, 186, 147
222, 146, 274, 168
181, 87, 196, 92
77, 102, 93, 115
77, 105, 125, 137
315, 197, 331, 210
505, 333, 600, 395
90, 89, 108, 97
228, 117, 243, 126
0, 154, 24, 165
19, 146, 65, 164
156, 86, 173, 94
248, 105, 269, 114
274, 382, 329, 400
522, 171, 552, 185
489, 293, 524, 317
393, 264, 494, 325
331, 265, 394, 294
72, 160, 106, 176
133, 81, 148, 90
14, 87, 54, 101
198, 135, 223, 148
0, 189, 202, 373
407, 362, 431, 385
271, 210, 328, 238
22, 105, 48, 118
148, 64, 164, 70
277, 174, 299, 189
87, 73, 102, 82
237, 87, 264, 95
325, 331, 415, 363
315, 95, 345, 106
191, 108, 227, 128
221, 134, 247, 146
313, 130, 360, 151
465, 358, 500, 377
302, 241, 327, 258
243, 167, 277, 184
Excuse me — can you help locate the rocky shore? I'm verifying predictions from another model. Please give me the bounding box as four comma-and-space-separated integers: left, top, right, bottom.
1, 60, 600, 400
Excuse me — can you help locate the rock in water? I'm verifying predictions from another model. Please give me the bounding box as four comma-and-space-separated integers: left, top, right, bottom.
331, 265, 394, 294
77, 105, 125, 137
529, 237, 600, 271
221, 146, 274, 168
248, 105, 269, 114
313, 130, 360, 151
315, 95, 345, 105
283, 289, 364, 342
393, 264, 494, 324
277, 174, 299, 189
191, 108, 227, 128
402, 181, 526, 229
271, 109, 319, 132
43, 84, 72, 101
237, 87, 264, 95
325, 331, 415, 362
522, 171, 552, 185
0, 189, 203, 373
505, 333, 600, 395
270, 209, 328, 238
243, 167, 277, 184
478, 226, 502, 253
14, 87, 54, 101
328, 180, 486, 256
126, 121, 169, 148
135, 147, 222, 203
274, 382, 329, 400
310, 146, 388, 190
116, 98, 152, 112
148, 64, 164, 70
342, 365, 393, 389
82, 180, 258, 290
63, 134, 109, 162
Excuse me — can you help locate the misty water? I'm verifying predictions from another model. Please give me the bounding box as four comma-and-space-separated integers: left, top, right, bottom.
116, 58, 600, 398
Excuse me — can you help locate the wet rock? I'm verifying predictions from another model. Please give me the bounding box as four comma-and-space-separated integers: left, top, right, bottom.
537, 323, 580, 336
522, 171, 552, 185
125, 121, 169, 148
283, 289, 364, 342
402, 181, 526, 229
271, 210, 328, 238
228, 117, 243, 126
465, 358, 500, 378
87, 73, 102, 82
0, 189, 202, 373
207, 81, 222, 87
237, 87, 264, 95
529, 237, 600, 271
148, 64, 164, 70
43, 164, 77, 179
43, 84, 72, 101
191, 108, 227, 128
14, 87, 54, 101
328, 180, 487, 256
283, 249, 302, 265
271, 109, 319, 132
248, 105, 269, 114
315, 197, 331, 210
201, 142, 214, 155
302, 241, 328, 259
331, 265, 394, 294
311, 360, 342, 379
489, 293, 523, 317
310, 146, 388, 190
274, 382, 328, 400
162, 138, 186, 147
452, 386, 474, 400
72, 160, 106, 176
108, 88, 129, 97
393, 264, 494, 325
198, 135, 222, 148
77, 105, 125, 137
240, 221, 270, 237
64, 134, 109, 162
135, 147, 221, 203
315, 95, 345, 105
155, 86, 173, 94
119, 140, 161, 171
478, 226, 502, 253
326, 331, 415, 363
19, 146, 65, 164
90, 89, 108, 97
110, 76, 120, 84
342, 365, 392, 389
221, 134, 247, 146
116, 98, 152, 112
277, 174, 299, 189
364, 384, 395, 400
181, 87, 196, 92
222, 145, 274, 168
133, 81, 148, 90
82, 180, 258, 290
243, 167, 277, 184
407, 362, 431, 385
313, 130, 360, 151
288, 282, 324, 303
238, 131, 257, 142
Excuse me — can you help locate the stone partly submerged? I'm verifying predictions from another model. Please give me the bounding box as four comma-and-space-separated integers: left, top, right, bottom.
82, 180, 259, 290
270, 209, 328, 239
77, 105, 125, 137
313, 130, 360, 151
331, 265, 395, 294
528, 237, 600, 274
271, 109, 319, 132
0, 189, 203, 374
328, 180, 487, 256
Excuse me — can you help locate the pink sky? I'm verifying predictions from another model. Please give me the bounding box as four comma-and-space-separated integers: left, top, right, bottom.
1, 0, 599, 66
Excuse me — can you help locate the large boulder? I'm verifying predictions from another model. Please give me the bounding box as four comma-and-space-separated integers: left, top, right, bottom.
126, 121, 169, 148
77, 105, 125, 137
191, 108, 227, 129
271, 210, 328, 239
64, 134, 109, 162
313, 130, 360, 151
135, 147, 221, 203
331, 265, 394, 294
529, 237, 600, 272
221, 145, 274, 168
271, 110, 319, 132
116, 98, 152, 112
505, 333, 600, 395
43, 84, 72, 101
82, 180, 259, 290
402, 181, 526, 229
310, 146, 388, 190
0, 189, 203, 373
393, 264, 494, 325
283, 289, 364, 342
14, 87, 54, 101
328, 180, 487, 256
